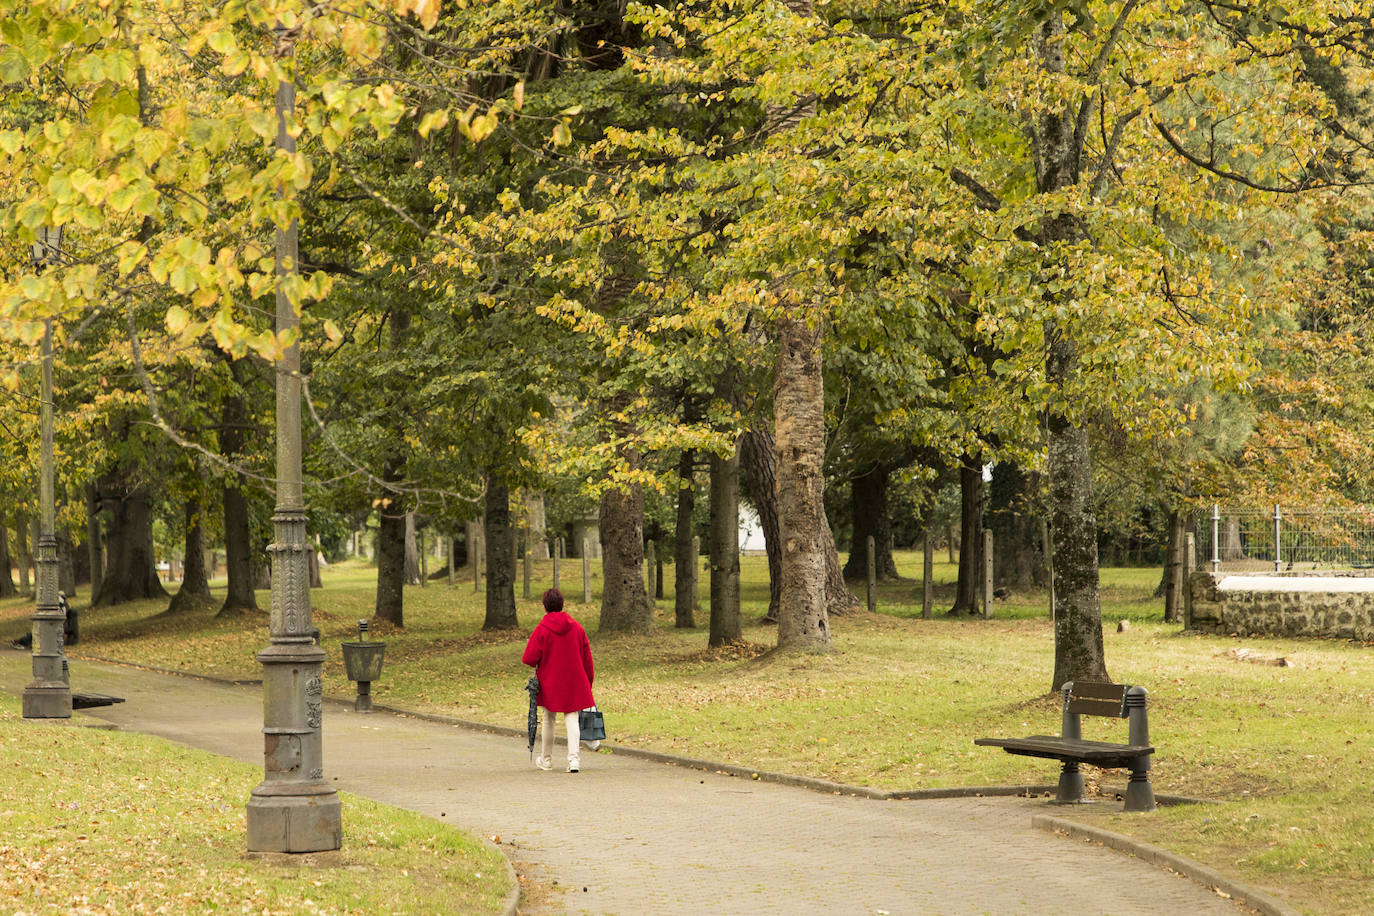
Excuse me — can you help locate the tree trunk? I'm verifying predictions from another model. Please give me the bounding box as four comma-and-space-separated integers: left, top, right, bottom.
372, 308, 413, 628
1048, 409, 1109, 689
1162, 508, 1187, 623
1220, 518, 1245, 561
526, 492, 550, 560
774, 314, 831, 651
673, 449, 698, 628
988, 462, 1046, 592
0, 519, 14, 598
218, 378, 259, 615
821, 502, 858, 615
0, 521, 14, 598
374, 503, 406, 626
709, 440, 742, 646
740, 427, 782, 622
843, 464, 899, 581
598, 396, 653, 632
949, 455, 983, 615
92, 472, 168, 607
168, 497, 213, 612
57, 527, 77, 598
404, 511, 422, 585
85, 485, 103, 598
1041, 10, 1109, 692
17, 512, 30, 595
483, 470, 519, 630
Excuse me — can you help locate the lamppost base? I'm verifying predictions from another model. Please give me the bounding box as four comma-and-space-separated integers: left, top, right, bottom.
246, 781, 341, 853
22, 681, 72, 719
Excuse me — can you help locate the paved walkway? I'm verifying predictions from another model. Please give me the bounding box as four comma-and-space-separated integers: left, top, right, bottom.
0, 651, 1262, 915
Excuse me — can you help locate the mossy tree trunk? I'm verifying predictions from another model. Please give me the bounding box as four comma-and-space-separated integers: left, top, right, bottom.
774, 313, 831, 651
708, 439, 742, 646
483, 470, 519, 630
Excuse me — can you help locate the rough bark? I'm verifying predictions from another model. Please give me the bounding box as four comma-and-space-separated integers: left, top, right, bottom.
168, 497, 213, 613
55, 526, 76, 597
374, 503, 406, 626
948, 456, 983, 615
0, 520, 15, 598
85, 485, 103, 600
821, 503, 858, 615
843, 464, 899, 581
1161, 509, 1187, 623
774, 314, 831, 651
373, 310, 413, 629
404, 511, 422, 586
598, 477, 653, 632
526, 492, 550, 560
739, 427, 782, 622
709, 440, 742, 646
1040, 10, 1109, 692
988, 462, 1046, 592
673, 449, 698, 628
92, 471, 168, 607
1047, 410, 1109, 689
483, 470, 519, 630
16, 512, 30, 595
218, 378, 259, 615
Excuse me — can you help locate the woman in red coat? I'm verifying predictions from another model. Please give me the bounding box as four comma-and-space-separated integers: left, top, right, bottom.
522, 588, 595, 772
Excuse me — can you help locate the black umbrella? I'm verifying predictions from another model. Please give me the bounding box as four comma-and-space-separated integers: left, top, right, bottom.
524, 675, 540, 757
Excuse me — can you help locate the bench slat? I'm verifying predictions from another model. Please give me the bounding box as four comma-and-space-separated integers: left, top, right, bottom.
973, 735, 1153, 769
1068, 696, 1126, 718
1070, 681, 1128, 701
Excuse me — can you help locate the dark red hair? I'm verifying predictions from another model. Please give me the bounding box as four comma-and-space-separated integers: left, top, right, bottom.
542, 588, 564, 613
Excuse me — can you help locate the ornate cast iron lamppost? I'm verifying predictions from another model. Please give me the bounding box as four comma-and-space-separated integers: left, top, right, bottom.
245, 25, 342, 853
22, 227, 71, 720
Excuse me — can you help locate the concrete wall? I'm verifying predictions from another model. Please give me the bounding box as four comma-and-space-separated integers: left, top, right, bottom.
1188, 571, 1374, 640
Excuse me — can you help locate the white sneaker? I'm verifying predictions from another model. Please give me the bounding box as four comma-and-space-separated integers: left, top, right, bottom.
568, 761, 580, 773
534, 756, 552, 771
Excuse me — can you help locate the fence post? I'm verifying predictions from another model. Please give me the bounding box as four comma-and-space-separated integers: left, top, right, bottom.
553, 537, 562, 591
1274, 504, 1282, 573
447, 537, 454, 588
1211, 504, 1220, 574
866, 535, 876, 613
983, 529, 994, 618
582, 538, 592, 604
922, 534, 933, 619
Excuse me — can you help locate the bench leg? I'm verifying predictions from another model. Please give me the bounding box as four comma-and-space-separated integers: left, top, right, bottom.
1124, 761, 1156, 812
1054, 761, 1085, 804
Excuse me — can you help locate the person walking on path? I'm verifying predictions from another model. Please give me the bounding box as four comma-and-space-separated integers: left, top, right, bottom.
522, 588, 594, 773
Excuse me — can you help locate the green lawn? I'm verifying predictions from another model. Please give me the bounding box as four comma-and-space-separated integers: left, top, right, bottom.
0, 695, 512, 914
2, 549, 1369, 914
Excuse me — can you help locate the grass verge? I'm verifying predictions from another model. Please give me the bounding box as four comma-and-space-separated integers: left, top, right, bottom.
0, 695, 512, 915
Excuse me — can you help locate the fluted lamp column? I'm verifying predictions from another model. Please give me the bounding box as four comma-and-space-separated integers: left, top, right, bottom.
245, 27, 341, 853
23, 226, 71, 720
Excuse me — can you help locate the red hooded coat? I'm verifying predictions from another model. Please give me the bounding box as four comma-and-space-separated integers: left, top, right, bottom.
521, 611, 595, 712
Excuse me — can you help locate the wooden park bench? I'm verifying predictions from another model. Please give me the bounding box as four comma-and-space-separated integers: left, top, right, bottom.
975, 681, 1156, 811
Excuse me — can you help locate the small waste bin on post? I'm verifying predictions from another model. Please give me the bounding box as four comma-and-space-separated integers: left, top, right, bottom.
341, 619, 386, 712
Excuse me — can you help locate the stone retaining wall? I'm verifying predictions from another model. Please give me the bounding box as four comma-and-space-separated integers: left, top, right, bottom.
1187, 571, 1374, 640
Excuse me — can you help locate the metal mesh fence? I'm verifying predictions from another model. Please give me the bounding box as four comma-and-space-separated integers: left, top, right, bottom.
1194, 507, 1374, 574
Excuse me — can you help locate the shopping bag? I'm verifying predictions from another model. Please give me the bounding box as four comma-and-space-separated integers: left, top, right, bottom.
578, 706, 606, 742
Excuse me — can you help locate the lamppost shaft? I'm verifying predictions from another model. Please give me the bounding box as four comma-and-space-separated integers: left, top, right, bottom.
245, 40, 341, 854
23, 319, 71, 718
